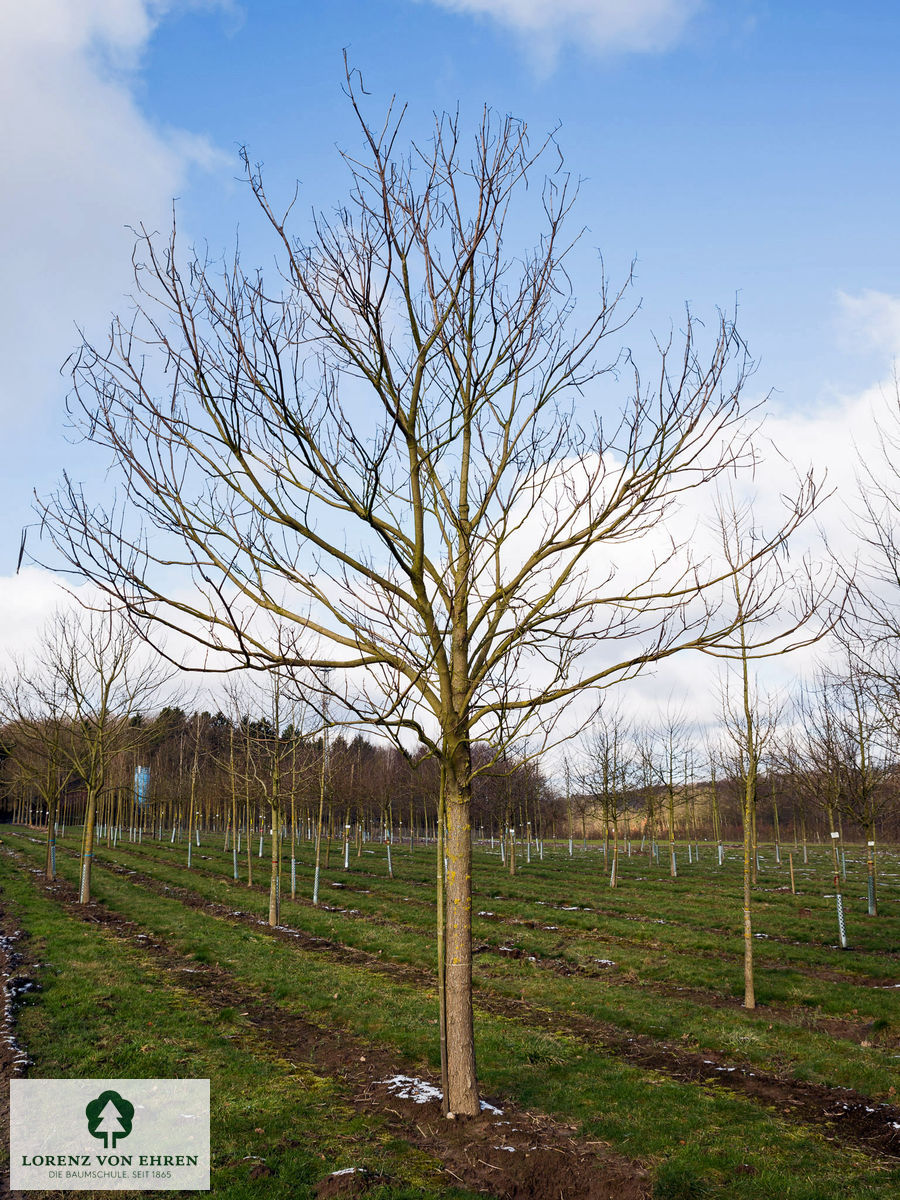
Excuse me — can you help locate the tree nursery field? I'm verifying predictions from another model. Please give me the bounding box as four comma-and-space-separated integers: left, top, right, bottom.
0, 828, 898, 1200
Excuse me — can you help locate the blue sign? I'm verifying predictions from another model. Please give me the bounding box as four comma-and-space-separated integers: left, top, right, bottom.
134, 766, 150, 806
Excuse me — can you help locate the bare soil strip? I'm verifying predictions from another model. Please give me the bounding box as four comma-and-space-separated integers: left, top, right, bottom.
0, 909, 39, 1199
0, 857, 649, 1200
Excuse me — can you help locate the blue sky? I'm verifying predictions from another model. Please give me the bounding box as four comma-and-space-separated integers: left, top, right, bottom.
3, 0, 900, 718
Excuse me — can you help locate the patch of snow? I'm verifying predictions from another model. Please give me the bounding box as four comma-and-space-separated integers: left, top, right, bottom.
0, 933, 34, 1074
380, 1075, 443, 1104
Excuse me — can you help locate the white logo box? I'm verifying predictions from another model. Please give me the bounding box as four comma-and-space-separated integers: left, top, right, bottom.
10, 1079, 209, 1191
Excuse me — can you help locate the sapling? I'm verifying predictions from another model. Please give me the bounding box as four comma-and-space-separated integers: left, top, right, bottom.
829, 830, 849, 949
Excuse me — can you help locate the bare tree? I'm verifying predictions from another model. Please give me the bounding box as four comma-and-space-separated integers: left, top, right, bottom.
37, 78, 826, 1114
803, 653, 895, 916
712, 489, 836, 1007
837, 378, 900, 852
580, 701, 631, 886
647, 705, 690, 877
12, 606, 171, 902
720, 672, 781, 1008
226, 670, 311, 925
0, 671, 73, 879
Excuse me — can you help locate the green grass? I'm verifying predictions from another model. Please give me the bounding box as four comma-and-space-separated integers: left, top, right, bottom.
33, 829, 900, 1098
3, 827, 900, 1199
0, 858, 480, 1200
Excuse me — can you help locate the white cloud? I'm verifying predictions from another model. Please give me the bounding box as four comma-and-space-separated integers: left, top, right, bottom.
418, 0, 702, 58
0, 568, 81, 667
0, 1, 226, 432
836, 289, 900, 358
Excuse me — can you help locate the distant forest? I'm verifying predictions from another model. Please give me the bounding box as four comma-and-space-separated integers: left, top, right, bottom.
3, 701, 898, 845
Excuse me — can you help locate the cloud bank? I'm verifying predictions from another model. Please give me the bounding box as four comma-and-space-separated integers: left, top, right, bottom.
836, 290, 900, 359
0, 1, 224, 430
418, 0, 703, 57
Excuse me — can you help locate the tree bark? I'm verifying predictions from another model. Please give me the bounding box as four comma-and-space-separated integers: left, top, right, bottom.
444, 743, 478, 1116
79, 788, 98, 904
269, 802, 281, 926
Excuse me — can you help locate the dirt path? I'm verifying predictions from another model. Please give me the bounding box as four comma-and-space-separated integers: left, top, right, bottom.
0, 909, 38, 1199
16, 845, 900, 1166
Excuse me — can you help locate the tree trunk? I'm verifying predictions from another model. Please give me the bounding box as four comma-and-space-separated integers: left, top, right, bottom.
742, 805, 755, 1009
45, 795, 58, 881
79, 787, 99, 904
436, 767, 448, 1115
739, 612, 756, 1009
444, 745, 479, 1117
269, 802, 281, 926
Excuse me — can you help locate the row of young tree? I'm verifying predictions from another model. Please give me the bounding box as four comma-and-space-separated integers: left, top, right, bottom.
12, 72, 900, 1112
572, 661, 900, 857
0, 606, 555, 896
5, 605, 899, 874
3, 602, 898, 1038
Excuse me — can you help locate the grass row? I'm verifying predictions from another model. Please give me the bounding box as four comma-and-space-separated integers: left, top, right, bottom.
20, 829, 900, 1102
53, 829, 900, 990
0, 855, 478, 1200
3, 834, 899, 1199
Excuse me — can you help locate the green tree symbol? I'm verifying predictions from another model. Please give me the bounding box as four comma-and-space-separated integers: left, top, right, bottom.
86, 1090, 134, 1149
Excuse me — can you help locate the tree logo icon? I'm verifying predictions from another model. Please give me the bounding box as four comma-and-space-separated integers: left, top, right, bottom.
85, 1090, 134, 1149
